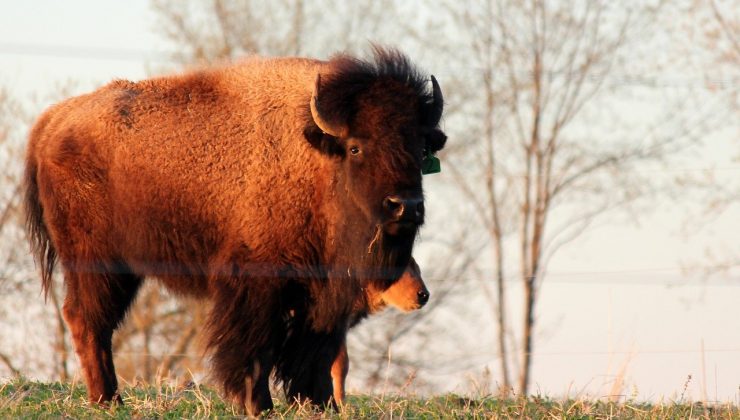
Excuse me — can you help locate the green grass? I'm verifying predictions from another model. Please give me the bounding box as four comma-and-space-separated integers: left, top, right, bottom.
1, 377, 738, 419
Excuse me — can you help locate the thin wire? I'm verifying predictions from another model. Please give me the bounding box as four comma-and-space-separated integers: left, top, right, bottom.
425, 263, 740, 285
429, 277, 740, 286
110, 347, 740, 360
0, 42, 174, 63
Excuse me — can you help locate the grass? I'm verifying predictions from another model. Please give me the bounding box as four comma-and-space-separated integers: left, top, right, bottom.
0, 377, 738, 419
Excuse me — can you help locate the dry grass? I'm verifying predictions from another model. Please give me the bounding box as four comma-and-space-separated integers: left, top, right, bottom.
0, 377, 738, 419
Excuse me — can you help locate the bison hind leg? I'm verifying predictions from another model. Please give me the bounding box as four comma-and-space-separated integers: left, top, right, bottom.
62, 266, 142, 404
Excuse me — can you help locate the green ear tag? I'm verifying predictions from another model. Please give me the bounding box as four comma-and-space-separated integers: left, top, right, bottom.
421, 153, 441, 175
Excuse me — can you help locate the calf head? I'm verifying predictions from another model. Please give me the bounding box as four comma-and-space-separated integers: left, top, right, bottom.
366, 257, 429, 313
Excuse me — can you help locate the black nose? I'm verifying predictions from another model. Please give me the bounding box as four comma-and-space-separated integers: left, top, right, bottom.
383, 195, 424, 223
417, 289, 430, 306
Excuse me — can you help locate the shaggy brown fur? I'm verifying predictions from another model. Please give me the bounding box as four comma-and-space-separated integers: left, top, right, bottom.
24, 46, 445, 416
331, 257, 428, 404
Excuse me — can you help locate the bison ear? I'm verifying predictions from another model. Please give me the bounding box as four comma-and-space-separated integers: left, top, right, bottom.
425, 128, 447, 154
303, 126, 345, 157
304, 74, 348, 157
310, 75, 349, 138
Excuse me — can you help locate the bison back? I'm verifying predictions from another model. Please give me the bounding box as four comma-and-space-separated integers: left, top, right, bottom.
27, 59, 331, 291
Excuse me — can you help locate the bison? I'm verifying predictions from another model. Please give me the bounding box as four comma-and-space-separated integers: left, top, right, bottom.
331, 257, 429, 404
24, 46, 445, 415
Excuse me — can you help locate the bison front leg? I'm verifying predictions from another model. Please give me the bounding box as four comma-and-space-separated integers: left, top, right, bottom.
62, 269, 142, 405
216, 350, 273, 416
283, 327, 344, 410
207, 281, 279, 416
330, 339, 349, 406
243, 354, 274, 416
307, 338, 341, 409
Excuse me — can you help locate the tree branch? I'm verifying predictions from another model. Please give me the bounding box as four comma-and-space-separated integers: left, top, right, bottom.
0, 352, 19, 376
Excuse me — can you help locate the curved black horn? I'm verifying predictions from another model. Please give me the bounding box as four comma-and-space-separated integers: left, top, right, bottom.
310, 75, 347, 138
427, 75, 444, 126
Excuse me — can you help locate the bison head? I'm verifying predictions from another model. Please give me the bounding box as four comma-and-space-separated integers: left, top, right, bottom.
306, 47, 446, 243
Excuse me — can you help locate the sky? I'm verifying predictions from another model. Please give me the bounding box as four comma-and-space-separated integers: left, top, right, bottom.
1, 0, 738, 404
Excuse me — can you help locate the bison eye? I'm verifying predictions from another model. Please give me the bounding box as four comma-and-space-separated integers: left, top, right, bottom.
349, 146, 361, 156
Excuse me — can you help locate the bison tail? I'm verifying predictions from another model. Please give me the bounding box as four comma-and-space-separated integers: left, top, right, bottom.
23, 148, 57, 300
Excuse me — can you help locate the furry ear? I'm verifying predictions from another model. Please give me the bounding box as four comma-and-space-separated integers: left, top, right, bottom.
425, 128, 447, 154
310, 75, 349, 138
303, 126, 345, 157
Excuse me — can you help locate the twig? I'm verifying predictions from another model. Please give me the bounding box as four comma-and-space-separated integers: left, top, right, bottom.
0, 353, 19, 376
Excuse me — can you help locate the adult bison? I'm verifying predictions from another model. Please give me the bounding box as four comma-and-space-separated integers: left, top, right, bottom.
24, 46, 445, 415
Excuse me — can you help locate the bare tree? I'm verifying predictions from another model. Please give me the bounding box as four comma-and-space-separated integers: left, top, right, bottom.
705, 0, 740, 65
682, 0, 740, 274
434, 0, 724, 395
0, 114, 36, 377
110, 284, 209, 383
0, 85, 79, 381
150, 0, 407, 63
0, 86, 31, 376
151, 0, 300, 63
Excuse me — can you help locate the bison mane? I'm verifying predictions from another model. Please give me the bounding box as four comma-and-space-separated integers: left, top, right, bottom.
304, 45, 443, 140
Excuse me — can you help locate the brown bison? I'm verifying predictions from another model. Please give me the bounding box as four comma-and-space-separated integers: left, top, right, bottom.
331, 257, 428, 404
24, 46, 445, 415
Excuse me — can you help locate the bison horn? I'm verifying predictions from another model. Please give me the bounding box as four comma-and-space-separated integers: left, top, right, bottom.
428, 75, 444, 126
310, 75, 348, 138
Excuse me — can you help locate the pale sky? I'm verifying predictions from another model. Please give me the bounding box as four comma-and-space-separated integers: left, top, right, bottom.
1, 1, 738, 403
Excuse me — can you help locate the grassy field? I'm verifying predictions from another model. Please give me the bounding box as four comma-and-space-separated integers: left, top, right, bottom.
1, 377, 738, 419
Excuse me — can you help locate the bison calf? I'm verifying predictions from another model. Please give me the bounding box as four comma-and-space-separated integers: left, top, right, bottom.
331, 257, 429, 405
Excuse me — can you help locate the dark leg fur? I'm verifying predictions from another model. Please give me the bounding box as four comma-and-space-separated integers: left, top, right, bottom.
207, 279, 283, 416
277, 321, 345, 410
62, 267, 142, 404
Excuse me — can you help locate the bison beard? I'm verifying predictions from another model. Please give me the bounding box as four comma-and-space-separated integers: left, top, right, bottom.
362, 226, 417, 289
24, 45, 445, 416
